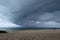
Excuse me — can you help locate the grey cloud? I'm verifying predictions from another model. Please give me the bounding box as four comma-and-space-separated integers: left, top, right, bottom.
18, 11, 60, 28
0, 5, 21, 27
0, 0, 60, 28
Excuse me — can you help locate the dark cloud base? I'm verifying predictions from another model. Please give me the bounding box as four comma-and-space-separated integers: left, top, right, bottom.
12, 0, 60, 28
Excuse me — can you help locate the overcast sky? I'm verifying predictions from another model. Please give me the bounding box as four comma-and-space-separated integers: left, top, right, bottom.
0, 0, 60, 28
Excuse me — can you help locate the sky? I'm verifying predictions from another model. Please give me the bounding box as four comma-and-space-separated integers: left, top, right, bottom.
0, 0, 60, 28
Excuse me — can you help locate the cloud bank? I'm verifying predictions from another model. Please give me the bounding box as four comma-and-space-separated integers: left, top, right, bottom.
0, 0, 60, 28
0, 5, 21, 28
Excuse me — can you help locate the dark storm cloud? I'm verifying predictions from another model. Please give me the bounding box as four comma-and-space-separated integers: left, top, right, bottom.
13, 0, 60, 28
0, 0, 60, 28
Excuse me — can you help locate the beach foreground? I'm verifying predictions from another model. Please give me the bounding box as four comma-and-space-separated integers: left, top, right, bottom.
0, 29, 60, 40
